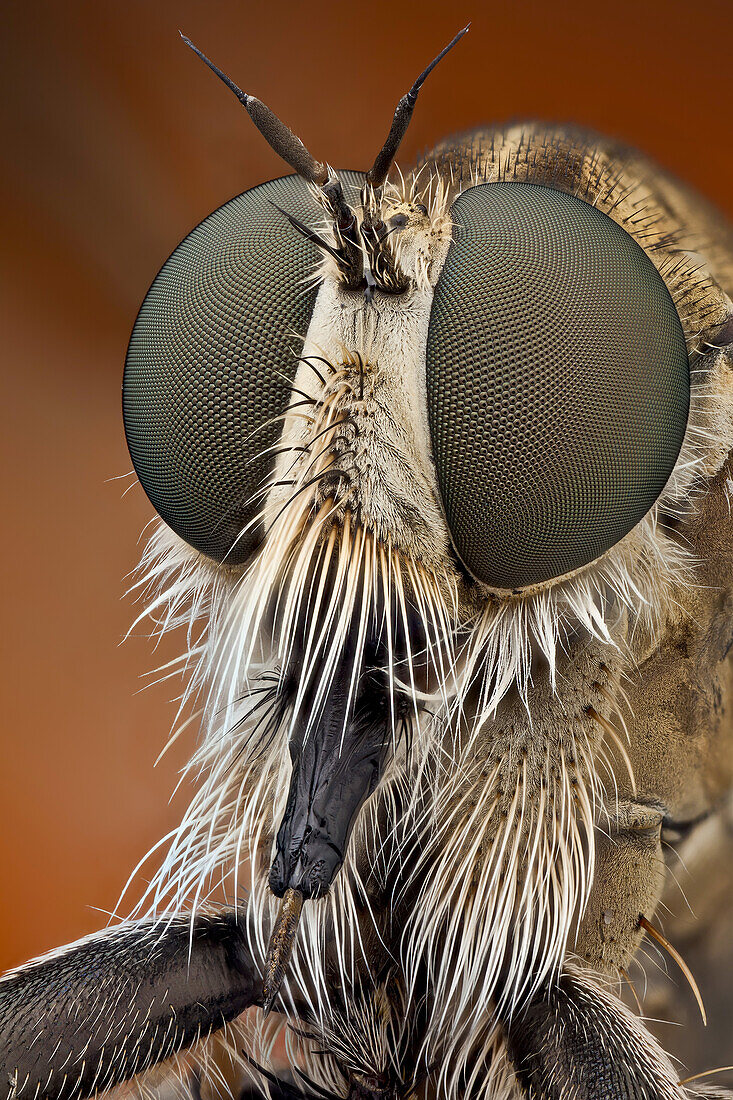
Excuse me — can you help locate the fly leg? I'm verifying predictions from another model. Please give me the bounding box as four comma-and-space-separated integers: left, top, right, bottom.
0, 911, 261, 1100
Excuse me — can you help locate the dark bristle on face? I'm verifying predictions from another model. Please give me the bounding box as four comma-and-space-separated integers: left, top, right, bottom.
123, 171, 365, 564
426, 182, 690, 590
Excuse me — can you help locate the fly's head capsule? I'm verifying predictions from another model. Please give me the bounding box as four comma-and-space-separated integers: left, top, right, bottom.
119, 27, 733, 1100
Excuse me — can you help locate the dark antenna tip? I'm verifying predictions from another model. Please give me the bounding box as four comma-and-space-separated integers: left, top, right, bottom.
179, 32, 329, 186
179, 31, 249, 107
408, 23, 471, 101
366, 23, 471, 188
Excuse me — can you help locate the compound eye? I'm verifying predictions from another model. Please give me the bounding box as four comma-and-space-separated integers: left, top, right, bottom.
425, 182, 690, 590
123, 172, 365, 564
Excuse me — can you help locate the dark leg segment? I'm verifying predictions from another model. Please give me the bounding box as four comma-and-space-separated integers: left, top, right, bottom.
0, 911, 260, 1100
504, 968, 685, 1100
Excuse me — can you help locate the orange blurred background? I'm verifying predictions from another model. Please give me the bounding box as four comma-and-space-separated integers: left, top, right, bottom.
1, 0, 732, 972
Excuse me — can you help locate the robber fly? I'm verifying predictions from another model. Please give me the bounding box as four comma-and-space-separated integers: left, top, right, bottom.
2, 23, 733, 1100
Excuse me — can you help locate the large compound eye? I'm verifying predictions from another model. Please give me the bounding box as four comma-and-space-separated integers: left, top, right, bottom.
426, 182, 690, 590
124, 172, 365, 563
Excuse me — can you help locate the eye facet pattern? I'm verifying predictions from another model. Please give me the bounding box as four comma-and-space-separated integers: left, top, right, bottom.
123, 172, 365, 564
426, 182, 690, 590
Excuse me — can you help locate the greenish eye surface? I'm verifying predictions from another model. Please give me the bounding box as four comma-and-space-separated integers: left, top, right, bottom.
124, 172, 365, 564
426, 182, 690, 590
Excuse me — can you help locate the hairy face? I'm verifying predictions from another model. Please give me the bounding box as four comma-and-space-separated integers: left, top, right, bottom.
3, 27, 733, 1100
116, 112, 733, 1100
